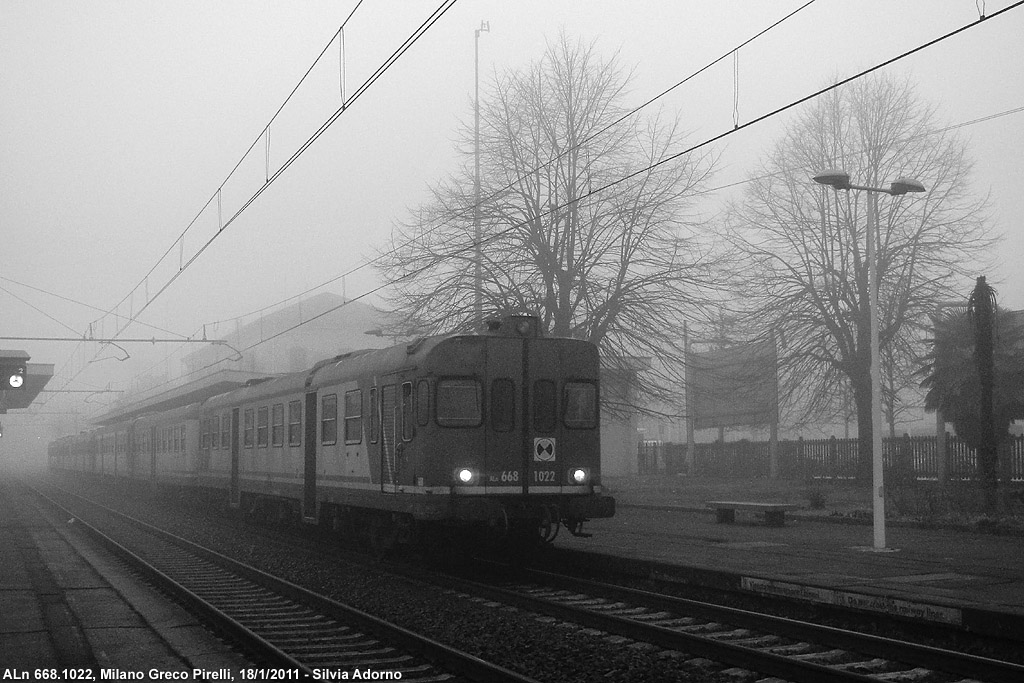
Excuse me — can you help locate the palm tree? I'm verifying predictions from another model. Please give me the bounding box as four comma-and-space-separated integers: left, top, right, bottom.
920, 286, 1024, 512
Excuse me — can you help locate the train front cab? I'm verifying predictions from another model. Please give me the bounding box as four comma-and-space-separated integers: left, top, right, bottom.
428, 316, 615, 541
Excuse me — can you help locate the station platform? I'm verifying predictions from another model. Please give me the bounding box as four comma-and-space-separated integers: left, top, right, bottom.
560, 482, 1024, 642
0, 480, 250, 670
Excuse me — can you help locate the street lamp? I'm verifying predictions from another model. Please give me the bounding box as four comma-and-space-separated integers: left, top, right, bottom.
813, 169, 926, 550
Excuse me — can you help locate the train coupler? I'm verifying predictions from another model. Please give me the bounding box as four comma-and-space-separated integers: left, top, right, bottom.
564, 517, 592, 538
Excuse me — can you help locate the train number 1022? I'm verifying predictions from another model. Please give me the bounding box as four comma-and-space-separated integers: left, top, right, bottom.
533, 470, 556, 483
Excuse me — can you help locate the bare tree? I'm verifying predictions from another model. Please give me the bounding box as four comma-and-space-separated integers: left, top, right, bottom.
375, 33, 721, 407
727, 73, 996, 478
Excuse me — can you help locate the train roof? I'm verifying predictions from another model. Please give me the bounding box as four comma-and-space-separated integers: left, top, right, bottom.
91, 316, 575, 422
92, 369, 273, 426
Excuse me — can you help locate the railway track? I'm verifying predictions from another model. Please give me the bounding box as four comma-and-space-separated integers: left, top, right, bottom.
27, 483, 536, 683
426, 560, 1024, 683
36, 478, 1024, 682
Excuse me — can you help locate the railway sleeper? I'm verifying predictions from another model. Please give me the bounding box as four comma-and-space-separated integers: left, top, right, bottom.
285, 641, 382, 655
872, 668, 933, 681
227, 605, 313, 617
787, 648, 848, 663
829, 658, 895, 673
238, 613, 330, 626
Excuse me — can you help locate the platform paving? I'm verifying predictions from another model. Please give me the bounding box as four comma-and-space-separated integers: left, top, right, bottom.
560, 480, 1024, 640
0, 481, 250, 670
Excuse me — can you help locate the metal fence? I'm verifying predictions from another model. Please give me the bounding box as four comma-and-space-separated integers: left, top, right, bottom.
638, 434, 1024, 482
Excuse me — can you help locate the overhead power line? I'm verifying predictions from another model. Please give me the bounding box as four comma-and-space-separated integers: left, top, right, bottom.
203, 0, 1023, 336
43, 0, 459, 406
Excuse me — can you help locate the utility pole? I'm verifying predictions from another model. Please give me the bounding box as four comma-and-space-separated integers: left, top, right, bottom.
474, 20, 490, 326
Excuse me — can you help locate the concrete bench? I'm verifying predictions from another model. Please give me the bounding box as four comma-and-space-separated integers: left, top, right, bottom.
706, 501, 800, 527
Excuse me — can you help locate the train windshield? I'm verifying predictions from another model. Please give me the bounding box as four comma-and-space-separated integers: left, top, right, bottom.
563, 381, 597, 429
436, 379, 482, 427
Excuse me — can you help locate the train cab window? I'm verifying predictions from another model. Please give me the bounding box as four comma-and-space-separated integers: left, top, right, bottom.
533, 380, 556, 432
221, 413, 232, 451
491, 378, 515, 432
212, 415, 220, 450
257, 407, 269, 447
401, 382, 414, 440
344, 390, 362, 444
321, 394, 338, 445
563, 381, 597, 429
272, 404, 284, 447
369, 387, 379, 443
244, 409, 254, 449
436, 379, 482, 427
288, 400, 302, 446
416, 380, 429, 426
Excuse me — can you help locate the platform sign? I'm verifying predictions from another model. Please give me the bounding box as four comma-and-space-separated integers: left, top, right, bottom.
0, 351, 53, 413
0, 351, 29, 390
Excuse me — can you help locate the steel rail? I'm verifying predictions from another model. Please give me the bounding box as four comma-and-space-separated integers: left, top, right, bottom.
515, 564, 1024, 683
31, 483, 539, 683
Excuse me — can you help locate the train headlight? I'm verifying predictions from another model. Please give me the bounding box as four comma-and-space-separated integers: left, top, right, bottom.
457, 468, 475, 484
571, 468, 588, 484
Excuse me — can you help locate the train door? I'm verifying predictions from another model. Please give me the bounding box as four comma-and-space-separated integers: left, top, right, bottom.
380, 384, 398, 492
302, 392, 317, 521
230, 408, 240, 508
525, 338, 560, 493
485, 337, 526, 493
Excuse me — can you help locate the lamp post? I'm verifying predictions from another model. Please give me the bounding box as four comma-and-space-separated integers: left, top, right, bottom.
812, 169, 925, 550
474, 20, 490, 326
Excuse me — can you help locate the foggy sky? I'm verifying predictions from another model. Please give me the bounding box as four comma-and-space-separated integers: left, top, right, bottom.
2, 0, 1023, 419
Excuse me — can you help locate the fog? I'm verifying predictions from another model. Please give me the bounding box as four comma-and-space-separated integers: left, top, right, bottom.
2, 1, 1023, 442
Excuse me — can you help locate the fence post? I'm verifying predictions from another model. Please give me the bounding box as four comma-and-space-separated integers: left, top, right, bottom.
797, 436, 806, 480
828, 435, 838, 479
936, 408, 948, 483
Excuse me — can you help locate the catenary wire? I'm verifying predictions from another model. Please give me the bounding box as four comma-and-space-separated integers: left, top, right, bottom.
65, 0, 1024, 408
41, 0, 459, 406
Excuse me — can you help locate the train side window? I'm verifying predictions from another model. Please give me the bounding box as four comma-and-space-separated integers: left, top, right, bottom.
563, 381, 597, 429
221, 413, 231, 451
533, 380, 556, 432
271, 403, 284, 447
401, 382, 414, 440
344, 389, 362, 444
212, 415, 220, 450
416, 380, 429, 426
201, 419, 210, 450
322, 393, 338, 445
491, 378, 515, 432
244, 409, 254, 449
181, 425, 186, 450
369, 387, 379, 443
436, 379, 482, 427
257, 406, 269, 447
288, 400, 302, 446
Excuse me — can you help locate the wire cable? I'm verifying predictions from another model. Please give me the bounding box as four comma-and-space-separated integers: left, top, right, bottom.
42, 0, 459, 406
69, 0, 1024, 407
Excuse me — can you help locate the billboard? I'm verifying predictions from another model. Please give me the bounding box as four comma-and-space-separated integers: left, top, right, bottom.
687, 340, 779, 430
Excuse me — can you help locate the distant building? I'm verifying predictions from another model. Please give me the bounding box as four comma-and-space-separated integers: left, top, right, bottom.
180, 294, 390, 379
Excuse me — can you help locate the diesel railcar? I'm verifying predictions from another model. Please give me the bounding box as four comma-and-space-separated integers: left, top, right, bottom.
49, 315, 615, 546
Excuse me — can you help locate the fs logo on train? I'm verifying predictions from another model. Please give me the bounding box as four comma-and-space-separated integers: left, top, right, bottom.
534, 437, 556, 461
